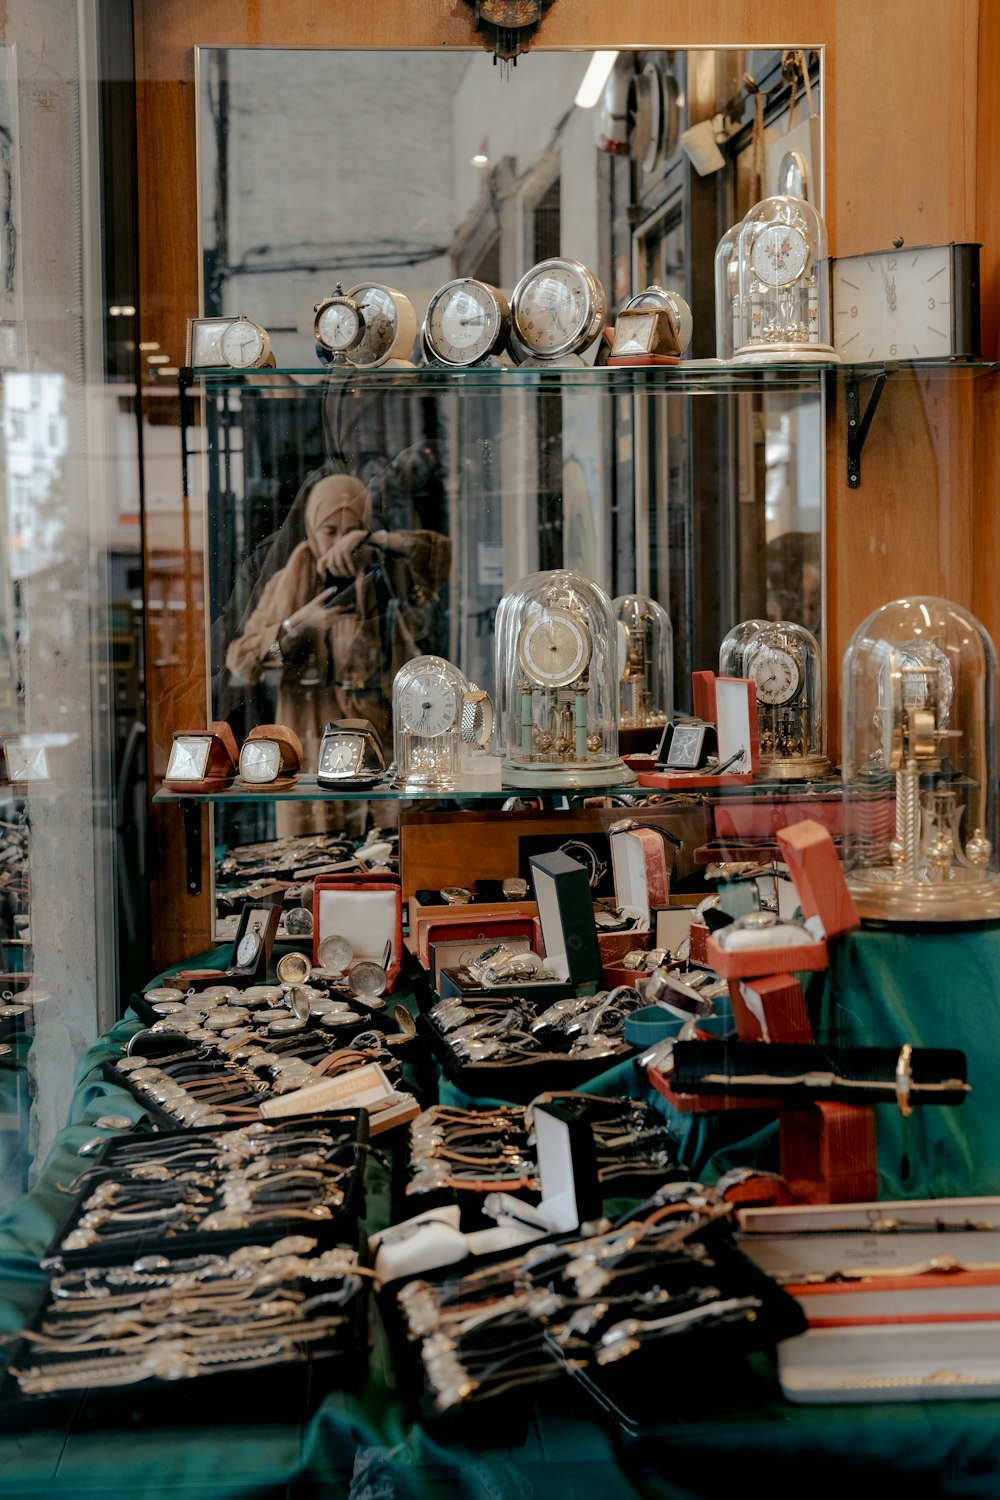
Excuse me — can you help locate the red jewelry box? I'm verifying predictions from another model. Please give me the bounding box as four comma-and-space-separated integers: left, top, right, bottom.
312, 873, 403, 992
410, 901, 538, 968
776, 819, 860, 940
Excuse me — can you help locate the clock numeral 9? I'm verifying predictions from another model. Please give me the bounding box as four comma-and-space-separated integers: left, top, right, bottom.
850, 305, 858, 318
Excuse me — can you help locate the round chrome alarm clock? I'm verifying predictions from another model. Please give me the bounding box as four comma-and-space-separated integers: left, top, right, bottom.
313, 283, 365, 358
510, 258, 607, 363
422, 279, 511, 366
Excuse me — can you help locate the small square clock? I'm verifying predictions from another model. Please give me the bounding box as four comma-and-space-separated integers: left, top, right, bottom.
655, 718, 717, 770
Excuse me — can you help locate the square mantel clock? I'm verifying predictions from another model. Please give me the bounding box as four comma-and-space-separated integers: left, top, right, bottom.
831, 242, 980, 362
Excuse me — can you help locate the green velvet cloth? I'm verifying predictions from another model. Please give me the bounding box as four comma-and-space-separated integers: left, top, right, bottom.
3, 934, 1000, 1496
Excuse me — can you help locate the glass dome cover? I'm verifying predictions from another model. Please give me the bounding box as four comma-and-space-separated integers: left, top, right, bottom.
496, 569, 634, 789
713, 221, 742, 362
725, 195, 838, 364
726, 619, 831, 780
841, 596, 1000, 920
613, 593, 673, 729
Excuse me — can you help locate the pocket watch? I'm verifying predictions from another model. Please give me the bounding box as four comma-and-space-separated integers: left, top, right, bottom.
316, 718, 387, 789
510, 258, 607, 362
236, 921, 264, 968
219, 315, 274, 370
422, 278, 511, 366
317, 934, 354, 974
312, 283, 365, 358
517, 606, 592, 688
392, 654, 484, 791
344, 283, 418, 367
831, 242, 980, 361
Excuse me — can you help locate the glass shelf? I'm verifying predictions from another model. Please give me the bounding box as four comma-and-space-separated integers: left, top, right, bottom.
173, 357, 1000, 398
153, 777, 644, 805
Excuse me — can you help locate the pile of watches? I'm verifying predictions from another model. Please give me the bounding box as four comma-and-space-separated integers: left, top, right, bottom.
392, 1183, 805, 1430
47, 1115, 366, 1258
405, 1096, 680, 1205
111, 980, 414, 1129
426, 985, 644, 1068
216, 826, 398, 938
8, 1236, 370, 1400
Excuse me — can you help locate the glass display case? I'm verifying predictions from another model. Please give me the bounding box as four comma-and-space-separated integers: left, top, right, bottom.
841, 596, 1000, 920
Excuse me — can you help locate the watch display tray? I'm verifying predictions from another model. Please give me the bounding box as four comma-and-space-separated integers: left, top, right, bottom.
42, 1112, 369, 1270
397, 1095, 686, 1231
416, 1006, 634, 1105
2, 1234, 370, 1430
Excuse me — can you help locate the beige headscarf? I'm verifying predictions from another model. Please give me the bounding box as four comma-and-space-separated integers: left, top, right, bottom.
305, 474, 371, 562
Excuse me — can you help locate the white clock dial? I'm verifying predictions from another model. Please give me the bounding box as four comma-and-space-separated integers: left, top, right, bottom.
239, 740, 281, 783
832, 246, 957, 361
399, 673, 458, 737
316, 300, 362, 353
749, 644, 801, 705
166, 737, 211, 781
750, 224, 810, 288
236, 925, 262, 967
517, 607, 592, 687
220, 319, 265, 368
425, 280, 508, 365
511, 259, 606, 358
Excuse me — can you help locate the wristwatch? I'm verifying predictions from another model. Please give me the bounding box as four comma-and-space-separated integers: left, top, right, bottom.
316, 719, 387, 789
440, 886, 472, 905
460, 685, 494, 749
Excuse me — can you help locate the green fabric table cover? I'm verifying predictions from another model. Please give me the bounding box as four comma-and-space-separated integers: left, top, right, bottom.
3, 935, 1000, 1496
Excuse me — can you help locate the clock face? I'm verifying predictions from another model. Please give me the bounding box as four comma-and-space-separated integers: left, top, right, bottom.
832, 245, 969, 361
398, 672, 459, 737
666, 722, 705, 768
517, 607, 592, 687
318, 734, 361, 777
347, 284, 416, 367
750, 224, 810, 288
166, 736, 211, 781
220, 320, 265, 368
316, 299, 362, 353
511, 259, 606, 358
748, 644, 802, 706
239, 740, 281, 783
236, 926, 262, 967
425, 280, 507, 365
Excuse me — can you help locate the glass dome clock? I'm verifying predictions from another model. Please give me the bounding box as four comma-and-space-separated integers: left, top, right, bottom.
841, 596, 1000, 921
496, 570, 634, 790
720, 195, 838, 363
391, 655, 492, 792
613, 594, 673, 729
722, 618, 831, 779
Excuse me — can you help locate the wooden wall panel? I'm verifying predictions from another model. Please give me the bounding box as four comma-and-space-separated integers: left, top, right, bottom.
134, 0, 987, 964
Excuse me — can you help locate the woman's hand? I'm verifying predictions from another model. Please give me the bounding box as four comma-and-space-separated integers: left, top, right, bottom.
318, 528, 375, 577
282, 586, 344, 636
